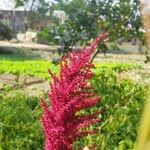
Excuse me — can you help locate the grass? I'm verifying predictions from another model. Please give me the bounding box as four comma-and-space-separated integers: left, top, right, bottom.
0, 47, 45, 60
0, 60, 59, 79
0, 52, 140, 80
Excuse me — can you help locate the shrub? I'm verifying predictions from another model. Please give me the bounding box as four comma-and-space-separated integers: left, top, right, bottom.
0, 92, 44, 150
36, 27, 52, 44
0, 22, 14, 40
85, 68, 147, 149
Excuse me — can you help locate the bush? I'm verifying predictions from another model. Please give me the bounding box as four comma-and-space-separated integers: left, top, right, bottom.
75, 66, 148, 149
0, 22, 14, 40
91, 69, 147, 149
0, 92, 44, 150
36, 27, 52, 44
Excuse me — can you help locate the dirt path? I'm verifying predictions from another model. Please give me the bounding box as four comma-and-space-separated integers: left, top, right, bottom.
0, 74, 49, 96
0, 40, 58, 51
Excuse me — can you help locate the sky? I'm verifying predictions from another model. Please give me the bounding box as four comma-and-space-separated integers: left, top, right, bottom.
0, 0, 16, 10
0, 0, 118, 11
0, 0, 52, 11
1, 0, 149, 12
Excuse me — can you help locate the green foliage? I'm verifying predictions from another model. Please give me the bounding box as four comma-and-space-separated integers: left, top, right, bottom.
15, 0, 144, 57
90, 69, 147, 149
94, 63, 140, 73
0, 62, 148, 149
0, 59, 138, 80
0, 22, 14, 40
0, 60, 59, 79
74, 65, 148, 150
51, 0, 104, 55
49, 0, 144, 56
14, 0, 28, 7
36, 27, 52, 44
0, 92, 44, 150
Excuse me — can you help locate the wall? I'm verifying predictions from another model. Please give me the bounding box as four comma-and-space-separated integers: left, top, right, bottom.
0, 10, 26, 33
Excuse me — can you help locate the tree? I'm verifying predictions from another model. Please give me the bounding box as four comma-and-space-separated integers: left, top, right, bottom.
49, 0, 144, 60
14, 0, 52, 30
15, 0, 146, 61
15, 0, 28, 7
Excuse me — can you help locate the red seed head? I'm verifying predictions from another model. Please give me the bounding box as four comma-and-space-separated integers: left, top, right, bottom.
41, 33, 107, 150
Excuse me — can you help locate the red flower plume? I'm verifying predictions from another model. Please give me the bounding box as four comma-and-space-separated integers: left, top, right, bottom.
41, 33, 107, 150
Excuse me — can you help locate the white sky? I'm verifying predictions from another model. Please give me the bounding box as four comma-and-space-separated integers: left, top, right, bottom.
0, 0, 145, 11
0, 0, 16, 10
0, 0, 52, 11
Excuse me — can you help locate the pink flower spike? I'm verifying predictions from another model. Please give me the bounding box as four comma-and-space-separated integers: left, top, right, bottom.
41, 33, 107, 150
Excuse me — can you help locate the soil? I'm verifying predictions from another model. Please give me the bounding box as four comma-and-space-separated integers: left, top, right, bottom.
0, 40, 57, 51
0, 74, 49, 97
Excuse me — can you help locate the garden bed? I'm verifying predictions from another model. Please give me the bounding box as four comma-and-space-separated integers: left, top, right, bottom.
0, 47, 149, 149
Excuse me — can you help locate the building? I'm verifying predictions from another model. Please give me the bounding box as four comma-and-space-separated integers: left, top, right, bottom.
0, 10, 26, 33
0, 0, 26, 33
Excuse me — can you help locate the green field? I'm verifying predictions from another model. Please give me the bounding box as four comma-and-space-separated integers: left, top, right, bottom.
0, 54, 149, 149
